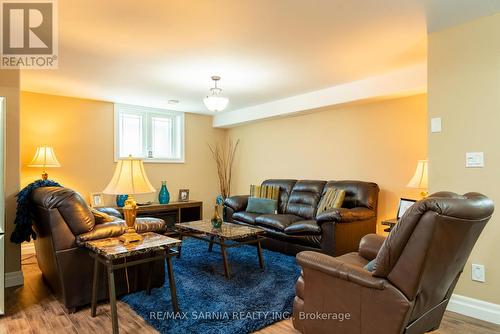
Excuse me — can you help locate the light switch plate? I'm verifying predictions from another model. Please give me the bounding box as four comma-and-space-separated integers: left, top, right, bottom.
471, 264, 485, 282
466, 152, 484, 168
431, 117, 442, 133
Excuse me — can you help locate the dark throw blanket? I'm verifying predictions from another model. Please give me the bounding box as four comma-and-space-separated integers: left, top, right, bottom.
10, 179, 62, 244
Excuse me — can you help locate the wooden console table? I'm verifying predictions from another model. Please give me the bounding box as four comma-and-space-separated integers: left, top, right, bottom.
116, 201, 203, 233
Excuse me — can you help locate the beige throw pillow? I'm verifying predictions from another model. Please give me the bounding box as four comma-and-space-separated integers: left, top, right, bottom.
317, 188, 345, 215
249, 184, 280, 201
90, 207, 115, 224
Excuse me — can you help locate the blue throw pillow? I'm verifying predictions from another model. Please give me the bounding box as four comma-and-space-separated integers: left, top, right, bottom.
246, 197, 278, 214
364, 259, 376, 272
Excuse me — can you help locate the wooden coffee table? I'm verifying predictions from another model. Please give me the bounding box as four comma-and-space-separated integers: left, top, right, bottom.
84, 232, 181, 334
175, 220, 266, 279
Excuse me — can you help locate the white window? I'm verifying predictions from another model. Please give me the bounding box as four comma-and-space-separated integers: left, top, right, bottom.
114, 104, 185, 163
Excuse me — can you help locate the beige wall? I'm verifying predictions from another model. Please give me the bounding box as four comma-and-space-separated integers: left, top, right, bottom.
0, 70, 21, 274
20, 92, 225, 219
428, 14, 500, 304
227, 94, 428, 233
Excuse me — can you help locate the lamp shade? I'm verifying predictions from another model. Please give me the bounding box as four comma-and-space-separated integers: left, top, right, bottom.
407, 159, 428, 189
28, 146, 61, 168
103, 157, 156, 195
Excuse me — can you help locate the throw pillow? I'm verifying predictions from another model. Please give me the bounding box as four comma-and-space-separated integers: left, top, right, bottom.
246, 197, 278, 214
364, 259, 376, 272
317, 187, 345, 215
250, 184, 280, 200
90, 207, 115, 224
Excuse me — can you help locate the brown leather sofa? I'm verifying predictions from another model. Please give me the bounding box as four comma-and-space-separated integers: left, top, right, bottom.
224, 180, 379, 256
293, 192, 494, 334
31, 187, 167, 312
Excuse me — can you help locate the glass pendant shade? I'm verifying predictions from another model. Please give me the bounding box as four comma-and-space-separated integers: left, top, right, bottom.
204, 76, 229, 112
204, 95, 229, 112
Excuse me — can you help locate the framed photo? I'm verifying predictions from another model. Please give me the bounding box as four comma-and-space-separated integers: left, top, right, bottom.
397, 198, 416, 219
90, 192, 105, 207
178, 189, 190, 202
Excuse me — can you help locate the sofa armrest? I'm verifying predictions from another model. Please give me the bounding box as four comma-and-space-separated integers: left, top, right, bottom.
316, 209, 342, 224
296, 251, 387, 290
76, 221, 126, 246
317, 207, 375, 224
358, 234, 386, 261
224, 195, 249, 212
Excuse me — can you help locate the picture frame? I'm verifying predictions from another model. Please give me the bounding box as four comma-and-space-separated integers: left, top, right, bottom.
397, 198, 416, 219
178, 189, 190, 202
90, 192, 105, 207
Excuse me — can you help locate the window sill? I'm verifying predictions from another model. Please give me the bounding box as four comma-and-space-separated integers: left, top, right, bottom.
114, 158, 185, 164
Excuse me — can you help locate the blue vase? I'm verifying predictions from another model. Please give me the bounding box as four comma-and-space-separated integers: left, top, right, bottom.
158, 181, 170, 204
116, 194, 128, 207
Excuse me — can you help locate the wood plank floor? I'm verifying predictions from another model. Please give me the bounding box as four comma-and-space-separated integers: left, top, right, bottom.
1, 255, 499, 334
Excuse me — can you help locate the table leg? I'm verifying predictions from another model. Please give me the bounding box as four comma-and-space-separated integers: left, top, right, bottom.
166, 254, 180, 313
177, 233, 184, 258
91, 256, 99, 317
146, 255, 154, 295
220, 239, 231, 279
257, 239, 265, 269
208, 236, 215, 252
106, 261, 119, 334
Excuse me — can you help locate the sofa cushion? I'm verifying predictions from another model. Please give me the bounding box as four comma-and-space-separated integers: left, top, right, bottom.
285, 180, 326, 219
237, 221, 322, 248
325, 181, 379, 210
284, 220, 322, 235
255, 214, 302, 231
233, 211, 260, 224
335, 252, 370, 268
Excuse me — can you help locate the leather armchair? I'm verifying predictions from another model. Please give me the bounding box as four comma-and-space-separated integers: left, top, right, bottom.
293, 192, 494, 334
31, 187, 167, 312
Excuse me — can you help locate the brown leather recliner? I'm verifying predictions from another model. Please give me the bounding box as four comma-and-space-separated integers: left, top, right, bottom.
293, 192, 494, 334
31, 187, 167, 312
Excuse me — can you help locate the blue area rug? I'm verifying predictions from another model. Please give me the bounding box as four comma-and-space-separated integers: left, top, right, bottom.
122, 238, 301, 334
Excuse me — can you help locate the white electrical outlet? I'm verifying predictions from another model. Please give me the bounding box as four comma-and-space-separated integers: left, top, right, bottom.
471, 264, 485, 282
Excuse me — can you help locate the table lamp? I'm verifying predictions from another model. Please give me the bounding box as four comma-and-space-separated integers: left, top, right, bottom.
407, 159, 428, 198
103, 156, 156, 244
28, 146, 61, 180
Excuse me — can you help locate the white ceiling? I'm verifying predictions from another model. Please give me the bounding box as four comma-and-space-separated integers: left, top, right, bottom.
20, 0, 500, 114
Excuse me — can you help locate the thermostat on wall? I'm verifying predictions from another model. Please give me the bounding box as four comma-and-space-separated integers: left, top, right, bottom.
466, 152, 484, 168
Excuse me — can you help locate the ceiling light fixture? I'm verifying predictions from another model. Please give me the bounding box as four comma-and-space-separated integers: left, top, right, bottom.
203, 76, 229, 112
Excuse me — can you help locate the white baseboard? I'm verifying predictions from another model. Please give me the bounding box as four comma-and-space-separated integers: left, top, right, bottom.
5, 270, 24, 288
21, 241, 36, 255
447, 294, 500, 325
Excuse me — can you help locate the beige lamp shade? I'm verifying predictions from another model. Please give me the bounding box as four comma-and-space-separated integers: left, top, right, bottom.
28, 146, 61, 168
103, 157, 156, 195
407, 159, 428, 189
